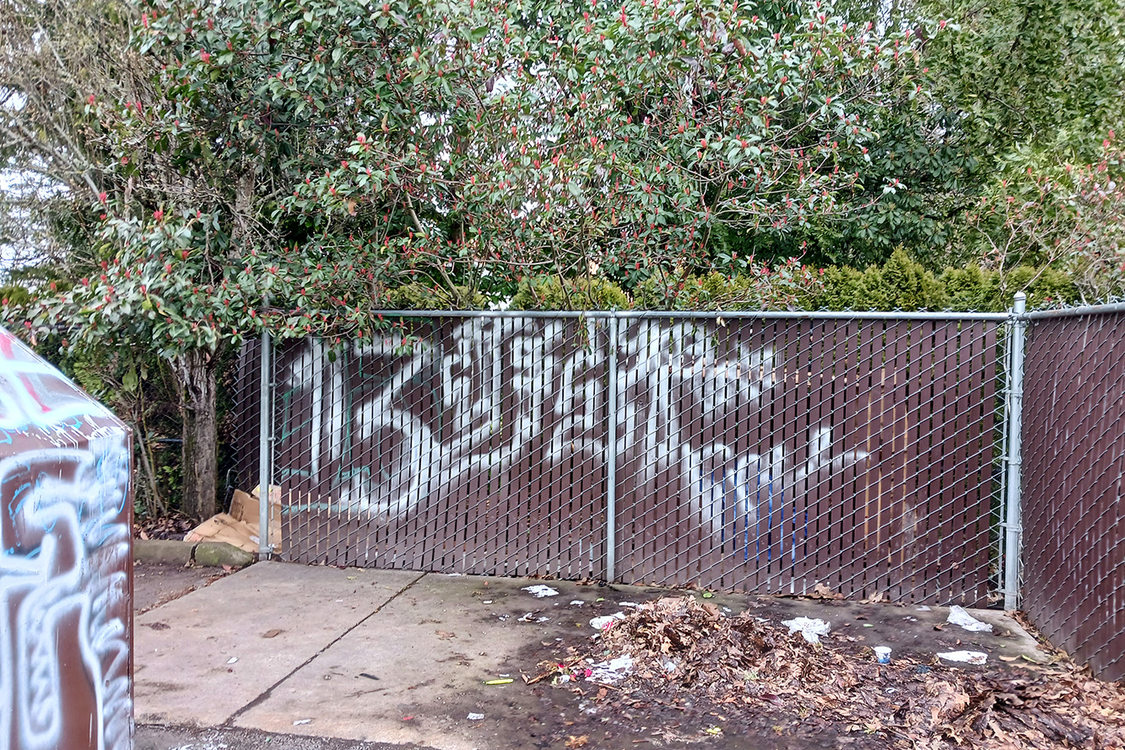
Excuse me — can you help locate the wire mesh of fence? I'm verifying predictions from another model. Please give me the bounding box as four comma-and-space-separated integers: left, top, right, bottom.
1021, 307, 1125, 682
232, 310, 1013, 607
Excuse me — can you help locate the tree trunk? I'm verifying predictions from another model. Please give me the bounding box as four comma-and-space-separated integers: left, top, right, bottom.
172, 349, 218, 520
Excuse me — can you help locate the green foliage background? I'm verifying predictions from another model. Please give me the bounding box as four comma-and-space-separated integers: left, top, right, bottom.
1, 0, 1121, 517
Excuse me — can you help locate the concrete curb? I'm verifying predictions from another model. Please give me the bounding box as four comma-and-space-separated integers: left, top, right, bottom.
134, 539, 256, 569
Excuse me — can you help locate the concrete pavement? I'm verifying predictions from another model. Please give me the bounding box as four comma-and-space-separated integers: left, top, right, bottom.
135, 561, 1050, 750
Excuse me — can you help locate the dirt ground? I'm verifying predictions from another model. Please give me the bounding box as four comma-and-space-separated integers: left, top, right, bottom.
133, 558, 228, 614
518, 596, 1124, 749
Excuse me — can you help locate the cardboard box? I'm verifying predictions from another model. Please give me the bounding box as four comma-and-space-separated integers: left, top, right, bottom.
185, 486, 282, 553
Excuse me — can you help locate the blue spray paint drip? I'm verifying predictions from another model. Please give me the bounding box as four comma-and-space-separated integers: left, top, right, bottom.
9, 479, 33, 520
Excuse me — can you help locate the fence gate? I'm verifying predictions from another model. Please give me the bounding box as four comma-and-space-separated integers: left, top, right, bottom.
233, 310, 1012, 606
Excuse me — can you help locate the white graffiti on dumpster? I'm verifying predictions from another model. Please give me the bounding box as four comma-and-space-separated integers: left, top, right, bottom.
0, 328, 132, 750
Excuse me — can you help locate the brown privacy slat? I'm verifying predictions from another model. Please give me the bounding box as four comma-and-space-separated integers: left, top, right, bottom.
694, 323, 718, 587
935, 322, 963, 602
787, 322, 812, 592
940, 322, 969, 601
471, 317, 497, 573
526, 321, 550, 576
1064, 320, 1092, 643
583, 321, 608, 578
1088, 322, 1124, 665
897, 322, 925, 601
778, 318, 800, 593
804, 321, 832, 593
837, 321, 870, 596
663, 321, 690, 586
967, 322, 996, 604
1070, 318, 1105, 652
917, 322, 946, 603
471, 318, 495, 574
506, 316, 528, 577
754, 319, 776, 591
823, 321, 852, 594
861, 321, 887, 597
660, 321, 688, 586
553, 323, 573, 579
703, 321, 734, 588
787, 320, 810, 592
951, 323, 976, 602
869, 323, 896, 598
586, 321, 609, 579
882, 322, 910, 600
749, 319, 777, 591
540, 321, 565, 576
426, 320, 452, 571
614, 320, 636, 581
722, 321, 747, 588
773, 321, 798, 593
712, 321, 743, 590
859, 321, 888, 598
956, 323, 983, 603
545, 317, 566, 578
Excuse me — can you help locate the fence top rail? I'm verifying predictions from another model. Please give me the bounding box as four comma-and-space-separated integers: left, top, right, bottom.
1022, 300, 1125, 321
339, 309, 1014, 322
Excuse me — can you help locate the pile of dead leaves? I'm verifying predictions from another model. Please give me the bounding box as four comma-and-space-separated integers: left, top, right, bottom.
599, 595, 850, 696
543, 596, 1125, 749
133, 513, 196, 540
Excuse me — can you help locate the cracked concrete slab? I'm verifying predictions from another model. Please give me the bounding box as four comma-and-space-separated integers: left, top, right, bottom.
134, 561, 422, 726
230, 573, 585, 750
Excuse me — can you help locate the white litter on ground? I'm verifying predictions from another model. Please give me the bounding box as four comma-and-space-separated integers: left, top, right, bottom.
466, 712, 484, 721
293, 719, 312, 725
619, 601, 640, 608
589, 655, 634, 683
947, 606, 993, 633
522, 584, 560, 598
781, 616, 831, 644
938, 650, 988, 665
569, 600, 584, 606
590, 612, 626, 630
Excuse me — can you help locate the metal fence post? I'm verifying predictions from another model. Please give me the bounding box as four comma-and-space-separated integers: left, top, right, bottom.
257, 321, 273, 561
1003, 292, 1027, 610
606, 313, 619, 582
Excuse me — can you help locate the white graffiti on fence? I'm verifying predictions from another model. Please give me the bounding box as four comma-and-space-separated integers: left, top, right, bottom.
0, 328, 132, 750
277, 320, 869, 532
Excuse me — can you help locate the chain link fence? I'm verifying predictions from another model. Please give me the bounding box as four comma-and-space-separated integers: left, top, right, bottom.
226, 302, 1125, 680
232, 310, 1013, 606
1021, 305, 1125, 681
